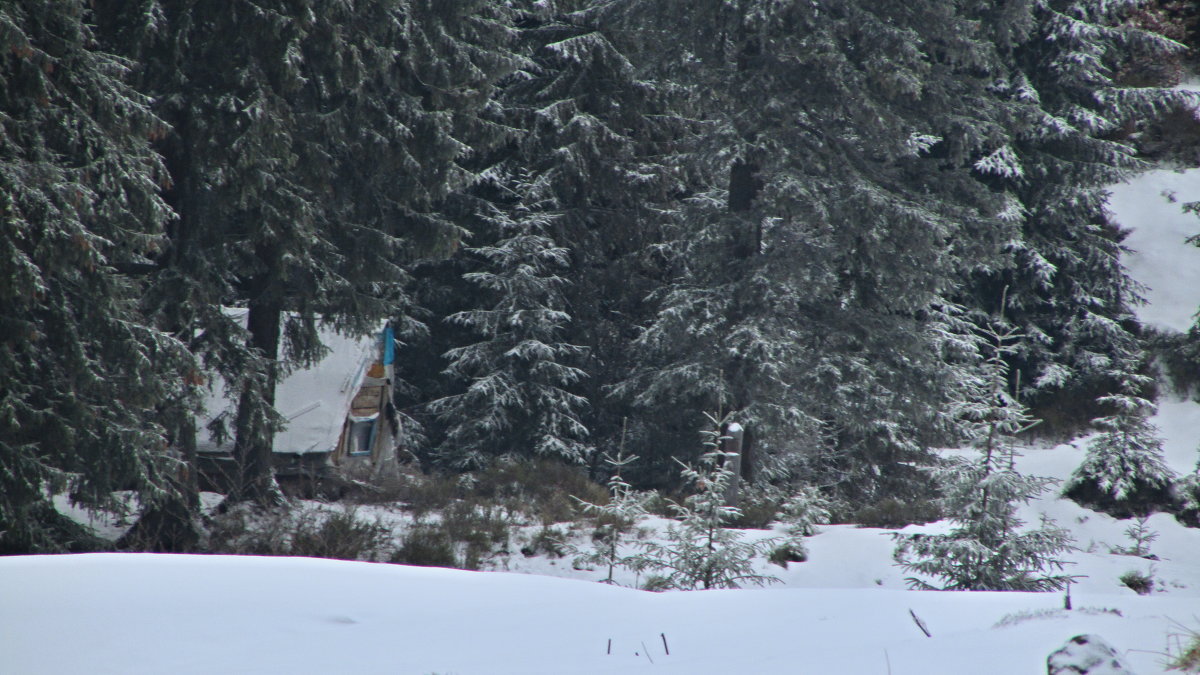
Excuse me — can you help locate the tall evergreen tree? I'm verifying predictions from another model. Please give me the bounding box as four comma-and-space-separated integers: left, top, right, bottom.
607, 0, 1023, 497
398, 0, 688, 474
0, 0, 189, 551
427, 170, 590, 468
967, 0, 1194, 429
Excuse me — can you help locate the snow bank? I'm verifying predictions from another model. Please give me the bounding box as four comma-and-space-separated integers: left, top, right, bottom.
2, 553, 1196, 675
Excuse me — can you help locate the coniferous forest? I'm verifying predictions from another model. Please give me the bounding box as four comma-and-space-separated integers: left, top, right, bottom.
4, 0, 1200, 560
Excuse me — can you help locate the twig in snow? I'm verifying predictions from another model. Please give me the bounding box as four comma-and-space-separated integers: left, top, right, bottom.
641, 641, 655, 664
909, 608, 932, 638
661, 633, 670, 656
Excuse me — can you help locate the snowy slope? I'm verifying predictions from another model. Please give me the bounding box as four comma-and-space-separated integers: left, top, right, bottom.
1111, 167, 1200, 332
2, 552, 1198, 675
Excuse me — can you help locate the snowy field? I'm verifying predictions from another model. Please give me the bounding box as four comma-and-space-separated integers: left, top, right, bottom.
1, 540, 1199, 675
4, 170, 1200, 674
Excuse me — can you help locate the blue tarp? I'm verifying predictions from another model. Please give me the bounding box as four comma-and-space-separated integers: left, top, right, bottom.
382, 323, 395, 366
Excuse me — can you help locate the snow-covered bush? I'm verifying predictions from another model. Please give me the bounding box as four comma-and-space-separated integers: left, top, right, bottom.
779, 485, 832, 538
762, 486, 833, 565
894, 460, 1076, 591
391, 526, 457, 568
1118, 516, 1159, 558
894, 315, 1074, 591
1063, 394, 1178, 518
729, 483, 788, 529
631, 414, 778, 590
852, 498, 942, 529
570, 450, 649, 585
1175, 471, 1200, 528
767, 540, 808, 567
1119, 568, 1155, 596
207, 505, 391, 562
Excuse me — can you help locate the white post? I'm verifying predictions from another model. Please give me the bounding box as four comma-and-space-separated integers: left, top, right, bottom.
723, 423, 744, 507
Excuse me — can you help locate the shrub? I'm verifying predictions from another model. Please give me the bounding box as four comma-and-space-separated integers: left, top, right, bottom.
206, 506, 297, 557
287, 508, 391, 561
439, 501, 513, 568
1176, 473, 1200, 528
853, 498, 941, 528
206, 505, 392, 561
641, 574, 672, 592
768, 540, 807, 567
393, 473, 462, 518
1119, 569, 1155, 596
390, 500, 517, 570
391, 459, 608, 525
630, 414, 779, 590
1169, 627, 1200, 673
780, 485, 832, 537
522, 525, 569, 558
466, 458, 608, 524
729, 484, 786, 529
392, 527, 457, 568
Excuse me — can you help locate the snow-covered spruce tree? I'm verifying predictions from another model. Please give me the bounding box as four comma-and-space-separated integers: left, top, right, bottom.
426, 171, 591, 469
765, 484, 833, 564
779, 485, 832, 539
1053, 169, 1175, 520
607, 0, 1024, 500
0, 0, 192, 552
95, 0, 522, 504
1063, 392, 1177, 518
632, 413, 778, 590
508, 1, 694, 484
399, 0, 690, 479
1176, 469, 1200, 528
964, 0, 1198, 432
570, 445, 649, 584
893, 316, 1075, 591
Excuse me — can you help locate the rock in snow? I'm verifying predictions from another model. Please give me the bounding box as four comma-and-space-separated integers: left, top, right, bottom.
1047, 634, 1136, 675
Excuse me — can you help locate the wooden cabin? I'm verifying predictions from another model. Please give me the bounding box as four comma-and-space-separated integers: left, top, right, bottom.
197, 311, 399, 489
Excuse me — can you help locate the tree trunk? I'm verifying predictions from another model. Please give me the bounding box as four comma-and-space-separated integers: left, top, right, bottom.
120, 412, 205, 552
739, 427, 755, 483
230, 245, 286, 506
121, 106, 206, 546
728, 159, 762, 258
722, 423, 744, 507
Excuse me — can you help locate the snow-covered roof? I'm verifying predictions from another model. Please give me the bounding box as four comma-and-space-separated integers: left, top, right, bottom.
197, 309, 380, 455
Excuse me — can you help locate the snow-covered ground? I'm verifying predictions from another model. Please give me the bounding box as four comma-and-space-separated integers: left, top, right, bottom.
1111, 167, 1200, 332
1, 548, 1198, 675
4, 171, 1200, 674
